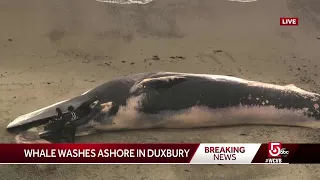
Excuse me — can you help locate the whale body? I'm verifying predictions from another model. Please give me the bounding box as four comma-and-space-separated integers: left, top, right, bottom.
6, 72, 320, 138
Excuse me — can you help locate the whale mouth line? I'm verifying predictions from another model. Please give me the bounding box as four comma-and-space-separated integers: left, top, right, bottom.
13, 124, 98, 144
14, 127, 51, 144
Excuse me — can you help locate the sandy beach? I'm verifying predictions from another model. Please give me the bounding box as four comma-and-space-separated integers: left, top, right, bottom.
1, 0, 320, 179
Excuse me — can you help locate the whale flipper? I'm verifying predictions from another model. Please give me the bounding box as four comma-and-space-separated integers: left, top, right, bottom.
91, 102, 119, 123
130, 75, 187, 94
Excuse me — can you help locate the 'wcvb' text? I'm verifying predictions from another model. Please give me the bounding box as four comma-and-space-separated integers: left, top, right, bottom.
205, 146, 245, 160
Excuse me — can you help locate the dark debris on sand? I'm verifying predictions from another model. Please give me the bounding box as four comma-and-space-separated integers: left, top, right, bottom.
170, 56, 186, 60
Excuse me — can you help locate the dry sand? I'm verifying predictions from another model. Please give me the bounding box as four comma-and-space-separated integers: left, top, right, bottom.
1, 0, 320, 179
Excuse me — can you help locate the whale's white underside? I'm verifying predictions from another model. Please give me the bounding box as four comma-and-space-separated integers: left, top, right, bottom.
75, 94, 320, 136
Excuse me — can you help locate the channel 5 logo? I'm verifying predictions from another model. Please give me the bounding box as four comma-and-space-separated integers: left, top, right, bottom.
268, 142, 289, 158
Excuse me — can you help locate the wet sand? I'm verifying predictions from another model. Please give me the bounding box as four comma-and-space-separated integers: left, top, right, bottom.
1, 0, 320, 179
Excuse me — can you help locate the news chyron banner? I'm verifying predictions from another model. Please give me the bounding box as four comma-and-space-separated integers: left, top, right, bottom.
0, 143, 318, 164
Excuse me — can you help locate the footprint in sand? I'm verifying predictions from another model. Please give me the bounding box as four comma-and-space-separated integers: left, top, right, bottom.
228, 0, 258, 2
96, 0, 258, 4
196, 50, 243, 75
96, 0, 153, 4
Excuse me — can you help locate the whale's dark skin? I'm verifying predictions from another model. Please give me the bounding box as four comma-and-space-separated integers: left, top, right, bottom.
134, 75, 319, 118
6, 72, 320, 140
